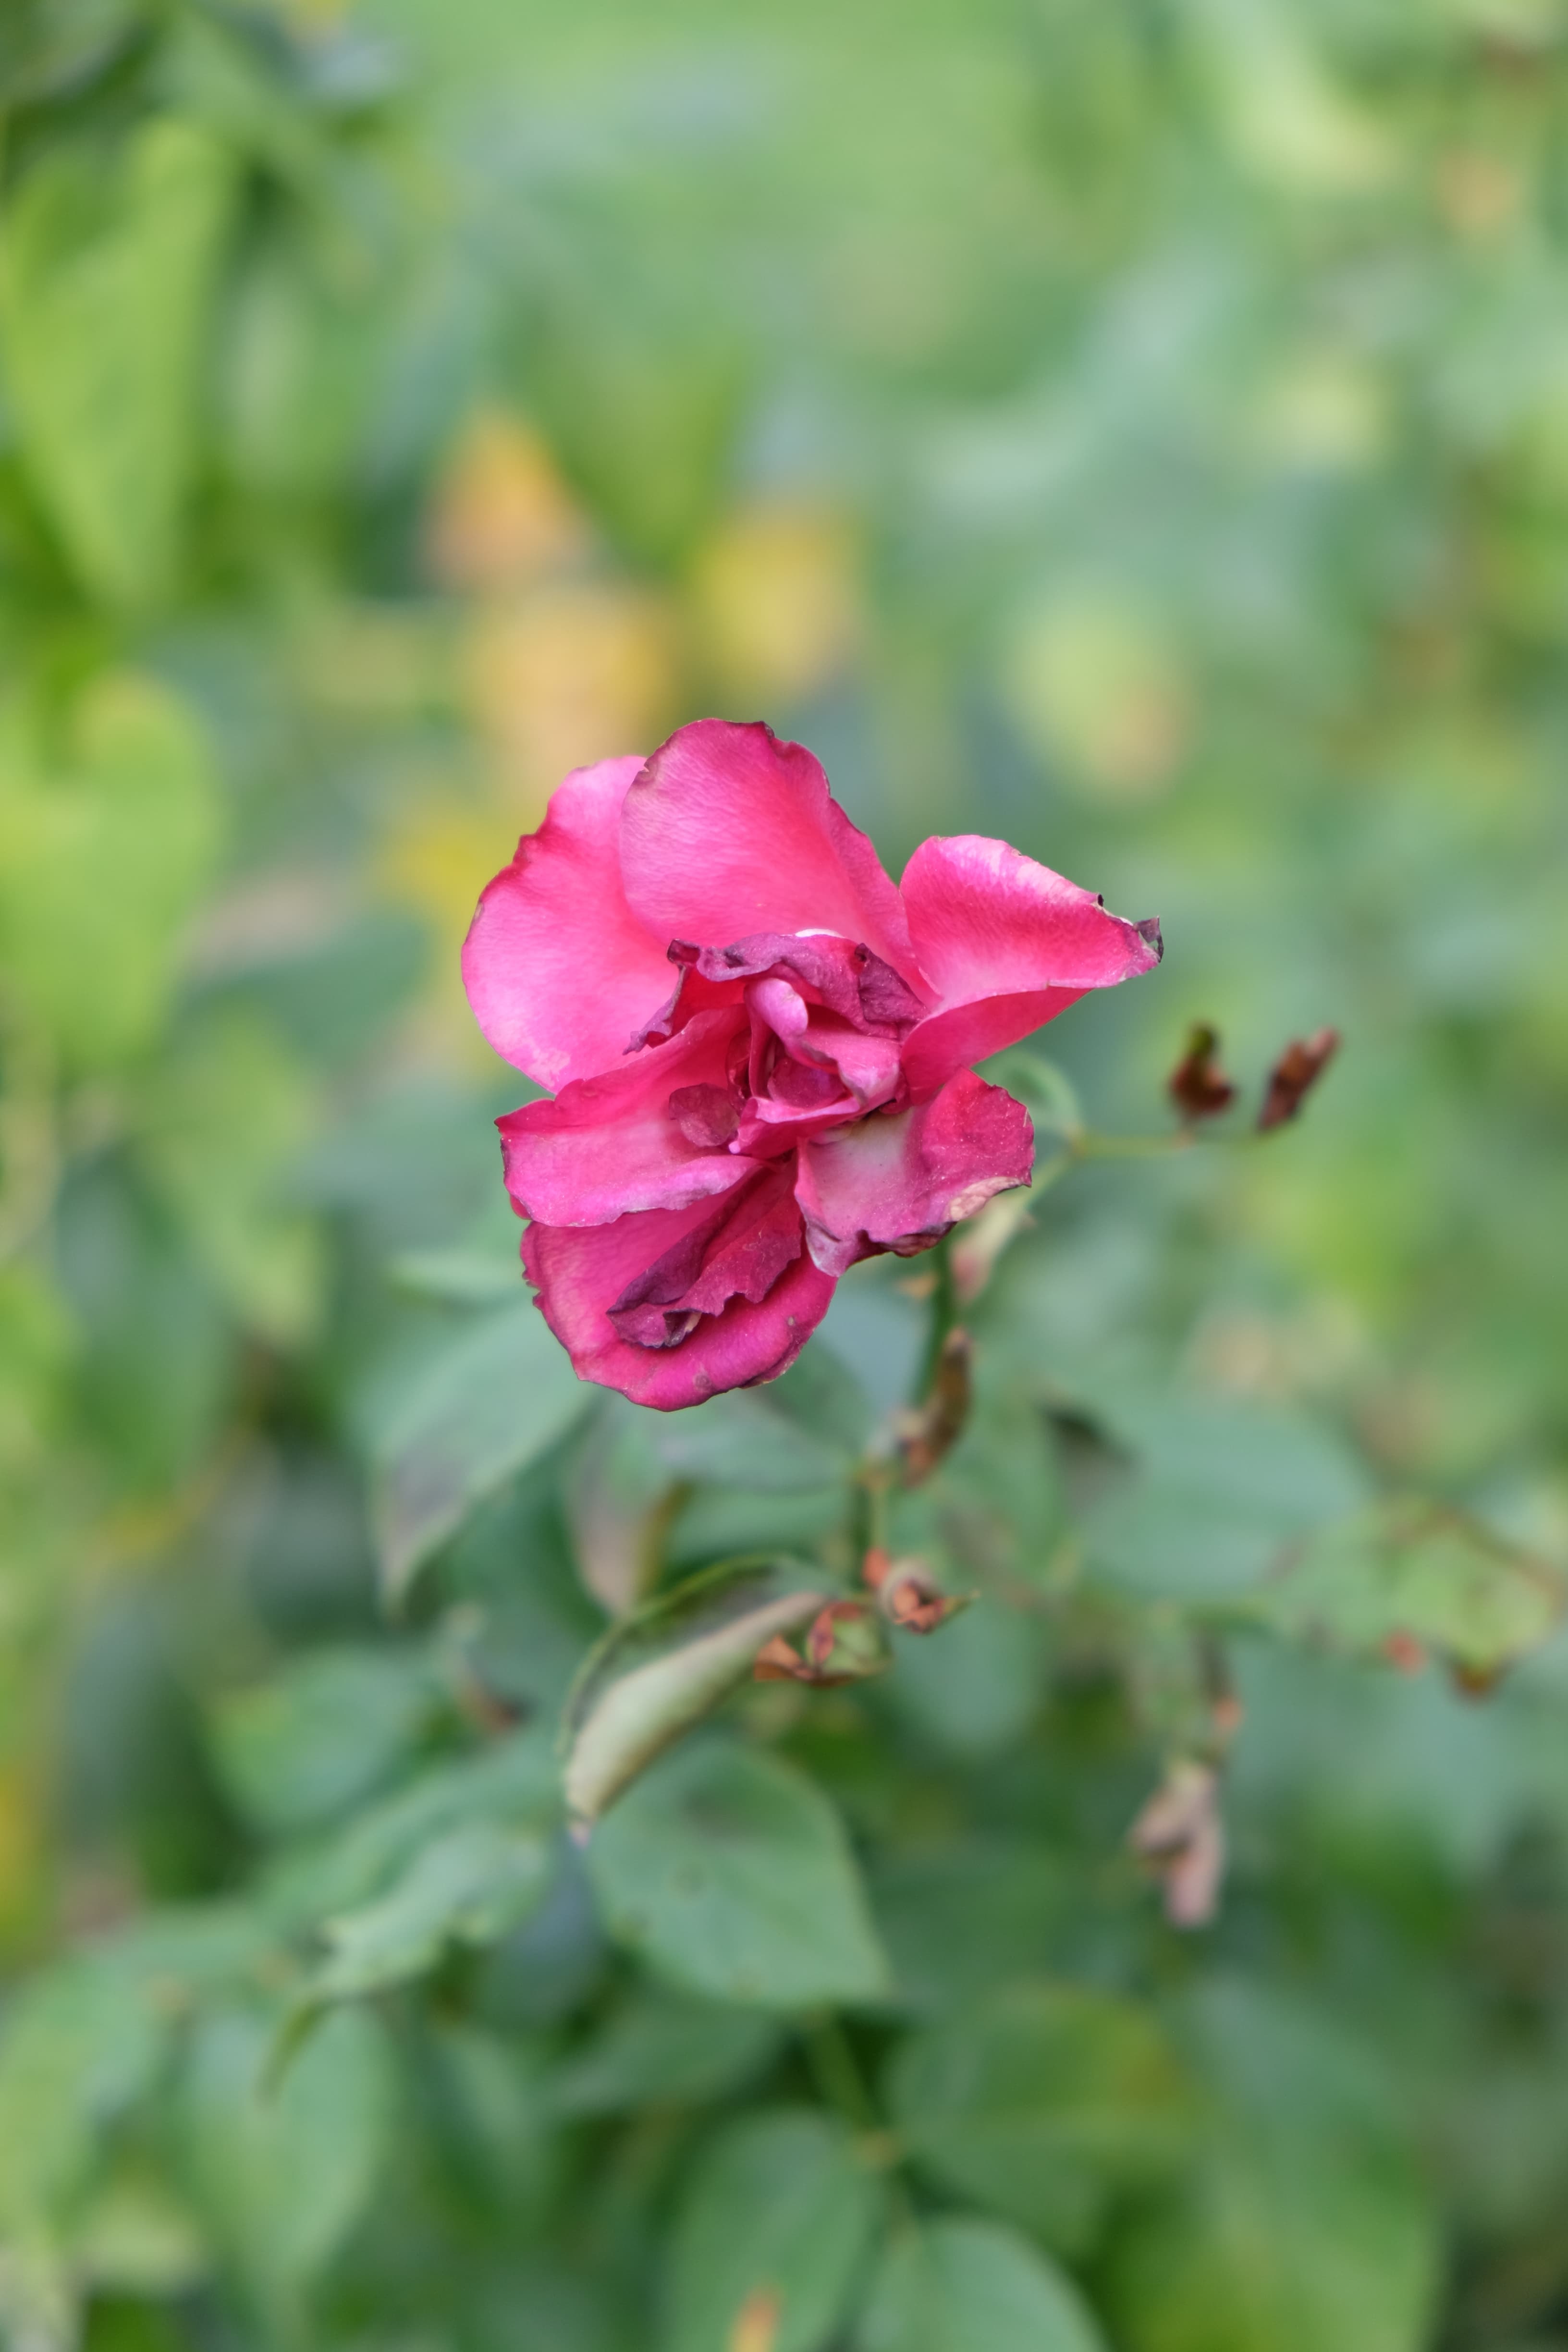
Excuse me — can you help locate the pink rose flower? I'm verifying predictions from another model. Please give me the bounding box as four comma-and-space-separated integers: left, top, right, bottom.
462, 720, 1161, 1409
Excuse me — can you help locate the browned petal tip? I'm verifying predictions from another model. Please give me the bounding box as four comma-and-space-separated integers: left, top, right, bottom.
872, 1557, 971, 1634
1258, 1027, 1341, 1131
1168, 1022, 1237, 1123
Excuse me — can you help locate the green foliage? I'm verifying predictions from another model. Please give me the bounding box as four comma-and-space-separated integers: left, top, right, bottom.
586, 1741, 891, 2009
4, 2, 1568, 2349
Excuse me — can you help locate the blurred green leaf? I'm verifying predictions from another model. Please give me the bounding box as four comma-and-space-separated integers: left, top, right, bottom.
0, 674, 219, 1069
562, 1558, 829, 1828
665, 2107, 884, 2352
887, 1982, 1193, 2257
307, 1817, 553, 2003
208, 1647, 441, 1839
1081, 1395, 1370, 1604
260, 1727, 558, 1932
1246, 1498, 1565, 1678
169, 2004, 391, 2319
0, 117, 235, 607
137, 1008, 323, 1348
857, 2217, 1108, 2352
370, 1298, 590, 1602
587, 1740, 891, 2009
548, 1986, 781, 2118
1106, 1984, 1440, 2352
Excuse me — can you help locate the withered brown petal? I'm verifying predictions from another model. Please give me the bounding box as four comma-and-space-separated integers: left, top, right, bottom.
1258, 1026, 1341, 1132
1168, 1021, 1237, 1122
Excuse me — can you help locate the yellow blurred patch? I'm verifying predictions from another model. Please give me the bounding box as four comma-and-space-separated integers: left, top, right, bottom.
463, 583, 676, 822
1253, 353, 1387, 473
690, 498, 861, 702
727, 2286, 782, 2352
376, 804, 515, 1068
1002, 593, 1191, 799
428, 410, 590, 595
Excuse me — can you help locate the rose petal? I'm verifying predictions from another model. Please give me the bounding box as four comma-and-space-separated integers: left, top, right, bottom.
619, 721, 917, 982
606, 1164, 804, 1345
497, 1010, 755, 1226
898, 835, 1161, 1093
462, 754, 673, 1088
524, 1198, 836, 1410
794, 1068, 1034, 1277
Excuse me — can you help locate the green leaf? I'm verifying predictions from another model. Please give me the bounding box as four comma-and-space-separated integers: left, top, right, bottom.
307, 1819, 553, 2004
371, 1298, 590, 1602
137, 1008, 324, 1348
0, 116, 235, 606
0, 674, 220, 1069
857, 2217, 1108, 2352
1080, 1395, 1369, 1604
665, 2107, 884, 2352
587, 1740, 891, 2009
170, 2005, 392, 2318
1245, 1497, 1565, 1677
1104, 1982, 1440, 2352
208, 1647, 441, 1840
887, 1982, 1193, 2256
260, 1728, 559, 1934
549, 1988, 782, 2118
0, 1960, 167, 2235
562, 1559, 829, 1828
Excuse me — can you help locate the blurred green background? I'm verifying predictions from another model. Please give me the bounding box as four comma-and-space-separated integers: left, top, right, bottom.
5, 2, 1568, 2349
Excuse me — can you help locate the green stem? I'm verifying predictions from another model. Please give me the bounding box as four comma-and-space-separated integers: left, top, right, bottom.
913, 1230, 957, 1402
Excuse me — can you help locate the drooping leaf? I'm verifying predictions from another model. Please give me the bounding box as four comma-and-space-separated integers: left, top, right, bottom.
1245, 1497, 1565, 1679
561, 1558, 828, 1828
587, 1740, 891, 2009
0, 116, 235, 606
665, 2107, 884, 2352
857, 2217, 1108, 2352
370, 1298, 590, 1602
887, 1982, 1193, 2256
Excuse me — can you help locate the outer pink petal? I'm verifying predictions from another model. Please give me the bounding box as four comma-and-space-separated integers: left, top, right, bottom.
619, 721, 917, 981
497, 1011, 756, 1226
897, 836, 1160, 1093
794, 1070, 1034, 1278
523, 1205, 836, 1410
462, 755, 674, 1088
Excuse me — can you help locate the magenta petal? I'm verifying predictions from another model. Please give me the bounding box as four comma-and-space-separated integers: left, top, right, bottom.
901, 988, 1085, 1097
607, 1164, 804, 1345
524, 1199, 836, 1410
794, 1070, 1034, 1277
619, 721, 918, 983
897, 836, 1160, 1090
462, 755, 674, 1088
497, 1010, 755, 1226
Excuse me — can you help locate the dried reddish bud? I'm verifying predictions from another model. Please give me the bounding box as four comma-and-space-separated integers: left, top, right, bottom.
1381, 1629, 1427, 1676
1451, 1660, 1505, 1699
896, 1327, 972, 1485
1258, 1027, 1340, 1132
753, 1600, 887, 1686
865, 1553, 971, 1633
1168, 1023, 1237, 1122
1129, 1759, 1225, 1929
